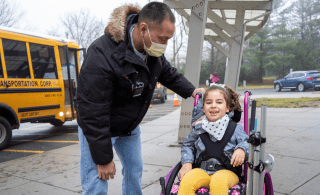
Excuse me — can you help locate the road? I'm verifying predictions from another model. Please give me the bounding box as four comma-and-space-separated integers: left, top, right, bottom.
1, 88, 317, 163
0, 96, 180, 163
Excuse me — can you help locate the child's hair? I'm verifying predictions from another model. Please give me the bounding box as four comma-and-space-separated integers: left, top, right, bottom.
203, 85, 241, 112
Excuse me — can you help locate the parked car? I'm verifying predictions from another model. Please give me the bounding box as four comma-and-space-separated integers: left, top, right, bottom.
152, 82, 167, 103
274, 71, 320, 92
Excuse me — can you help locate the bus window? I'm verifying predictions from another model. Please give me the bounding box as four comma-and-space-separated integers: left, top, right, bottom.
67, 50, 77, 82
59, 47, 77, 83
2, 39, 31, 78
29, 43, 58, 79
0, 53, 3, 78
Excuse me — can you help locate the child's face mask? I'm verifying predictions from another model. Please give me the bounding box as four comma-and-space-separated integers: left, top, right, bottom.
142, 25, 167, 57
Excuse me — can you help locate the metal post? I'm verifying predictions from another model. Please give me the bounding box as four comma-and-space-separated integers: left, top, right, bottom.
175, 0, 209, 143
243, 80, 246, 91
259, 104, 267, 195
225, 57, 228, 67
224, 9, 244, 90
246, 100, 256, 195
253, 149, 260, 195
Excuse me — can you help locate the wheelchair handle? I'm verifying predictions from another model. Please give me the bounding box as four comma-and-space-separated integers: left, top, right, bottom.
244, 91, 251, 135
250, 100, 257, 131
194, 92, 203, 107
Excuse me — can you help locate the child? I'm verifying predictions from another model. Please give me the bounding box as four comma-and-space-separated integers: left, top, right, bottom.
178, 84, 249, 195
208, 74, 214, 85
211, 72, 220, 84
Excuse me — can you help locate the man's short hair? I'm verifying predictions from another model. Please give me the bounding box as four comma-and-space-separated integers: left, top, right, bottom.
138, 2, 175, 29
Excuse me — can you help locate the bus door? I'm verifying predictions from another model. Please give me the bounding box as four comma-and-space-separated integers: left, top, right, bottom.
59, 46, 84, 121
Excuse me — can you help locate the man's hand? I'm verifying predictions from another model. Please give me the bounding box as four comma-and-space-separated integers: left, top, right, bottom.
231, 148, 245, 167
98, 161, 116, 180
192, 88, 206, 98
179, 162, 192, 180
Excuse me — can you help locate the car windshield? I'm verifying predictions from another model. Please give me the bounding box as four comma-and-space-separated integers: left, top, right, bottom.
285, 73, 293, 78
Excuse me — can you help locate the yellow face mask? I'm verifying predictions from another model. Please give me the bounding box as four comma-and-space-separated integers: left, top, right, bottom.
142, 25, 167, 57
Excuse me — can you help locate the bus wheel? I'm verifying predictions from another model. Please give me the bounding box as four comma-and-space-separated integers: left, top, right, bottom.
0, 116, 12, 150
50, 119, 65, 127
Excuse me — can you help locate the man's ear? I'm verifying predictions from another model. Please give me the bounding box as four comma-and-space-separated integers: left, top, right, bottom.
139, 22, 147, 33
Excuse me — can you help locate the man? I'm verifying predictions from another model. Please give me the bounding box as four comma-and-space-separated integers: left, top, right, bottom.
77, 2, 204, 194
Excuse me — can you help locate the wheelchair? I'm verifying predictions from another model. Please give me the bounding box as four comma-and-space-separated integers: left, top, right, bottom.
160, 91, 275, 195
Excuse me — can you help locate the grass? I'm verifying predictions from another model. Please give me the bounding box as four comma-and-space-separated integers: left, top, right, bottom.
168, 86, 320, 108
237, 85, 274, 90
253, 97, 320, 108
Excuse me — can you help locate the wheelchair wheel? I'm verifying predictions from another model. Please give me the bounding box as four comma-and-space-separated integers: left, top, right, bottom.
161, 165, 274, 195
264, 172, 273, 195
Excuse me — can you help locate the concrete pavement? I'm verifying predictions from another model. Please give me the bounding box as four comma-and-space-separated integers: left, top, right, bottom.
245, 92, 320, 99
0, 95, 320, 194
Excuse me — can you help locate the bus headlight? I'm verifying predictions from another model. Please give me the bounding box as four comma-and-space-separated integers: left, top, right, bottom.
59, 112, 64, 117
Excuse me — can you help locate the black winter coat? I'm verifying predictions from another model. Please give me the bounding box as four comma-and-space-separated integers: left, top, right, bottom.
77, 13, 195, 165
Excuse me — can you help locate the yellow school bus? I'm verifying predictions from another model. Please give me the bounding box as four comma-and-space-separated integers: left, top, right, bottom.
0, 26, 85, 150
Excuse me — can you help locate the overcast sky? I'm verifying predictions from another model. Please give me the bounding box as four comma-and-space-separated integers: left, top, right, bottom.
15, 0, 151, 33
13, 0, 179, 59
13, 0, 291, 61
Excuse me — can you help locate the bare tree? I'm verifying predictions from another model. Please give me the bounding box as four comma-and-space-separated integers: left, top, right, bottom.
60, 8, 105, 50
46, 25, 63, 37
172, 11, 188, 68
0, 0, 25, 27
203, 39, 227, 65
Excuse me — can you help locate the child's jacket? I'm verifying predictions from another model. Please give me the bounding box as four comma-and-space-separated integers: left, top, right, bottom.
181, 103, 249, 175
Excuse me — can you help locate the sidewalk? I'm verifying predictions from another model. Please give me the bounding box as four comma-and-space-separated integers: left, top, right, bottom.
1, 105, 320, 194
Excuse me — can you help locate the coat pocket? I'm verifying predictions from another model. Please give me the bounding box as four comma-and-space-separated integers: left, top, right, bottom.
117, 71, 138, 99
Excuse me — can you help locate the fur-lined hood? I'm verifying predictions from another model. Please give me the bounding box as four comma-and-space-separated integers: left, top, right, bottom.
105, 4, 141, 43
